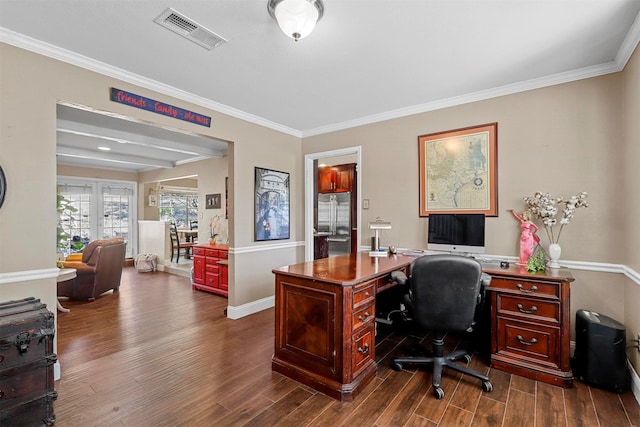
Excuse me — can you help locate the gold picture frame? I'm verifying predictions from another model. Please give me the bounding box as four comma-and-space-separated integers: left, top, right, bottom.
418, 122, 498, 216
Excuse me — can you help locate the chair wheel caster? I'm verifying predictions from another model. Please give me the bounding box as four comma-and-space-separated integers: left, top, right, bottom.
462, 354, 471, 364
482, 381, 493, 392
433, 387, 445, 399
392, 361, 403, 371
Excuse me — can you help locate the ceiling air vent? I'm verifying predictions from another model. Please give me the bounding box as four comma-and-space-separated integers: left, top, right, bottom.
154, 8, 227, 50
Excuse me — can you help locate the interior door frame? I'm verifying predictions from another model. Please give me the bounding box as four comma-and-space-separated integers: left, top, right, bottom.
304, 146, 362, 261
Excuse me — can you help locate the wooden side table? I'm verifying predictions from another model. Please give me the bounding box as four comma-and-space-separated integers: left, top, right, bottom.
56, 268, 77, 312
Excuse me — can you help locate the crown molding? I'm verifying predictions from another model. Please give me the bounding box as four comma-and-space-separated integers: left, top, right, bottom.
3, 13, 639, 140
0, 28, 302, 138
302, 60, 623, 137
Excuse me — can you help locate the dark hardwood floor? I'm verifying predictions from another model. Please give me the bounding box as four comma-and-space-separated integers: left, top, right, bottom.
55, 267, 640, 426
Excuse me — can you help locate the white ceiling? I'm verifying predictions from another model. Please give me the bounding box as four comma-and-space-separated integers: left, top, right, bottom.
1, 0, 639, 172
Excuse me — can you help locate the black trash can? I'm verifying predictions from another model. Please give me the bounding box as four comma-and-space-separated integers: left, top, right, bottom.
572, 309, 628, 393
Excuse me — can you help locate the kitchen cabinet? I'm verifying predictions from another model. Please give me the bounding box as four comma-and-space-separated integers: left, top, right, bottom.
318, 164, 354, 193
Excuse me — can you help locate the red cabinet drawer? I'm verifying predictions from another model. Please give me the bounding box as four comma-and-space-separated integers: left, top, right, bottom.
205, 272, 219, 287
193, 247, 206, 256
205, 263, 220, 273
205, 248, 217, 257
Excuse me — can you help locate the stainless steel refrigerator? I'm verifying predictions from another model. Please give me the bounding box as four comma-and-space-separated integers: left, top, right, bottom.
317, 193, 351, 256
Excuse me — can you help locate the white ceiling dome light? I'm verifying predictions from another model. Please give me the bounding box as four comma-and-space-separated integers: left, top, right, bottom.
267, 0, 324, 41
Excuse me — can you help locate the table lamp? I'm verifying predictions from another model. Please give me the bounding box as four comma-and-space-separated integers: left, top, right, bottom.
369, 219, 391, 257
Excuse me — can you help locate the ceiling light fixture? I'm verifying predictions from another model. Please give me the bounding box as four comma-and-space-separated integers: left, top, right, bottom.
267, 0, 324, 41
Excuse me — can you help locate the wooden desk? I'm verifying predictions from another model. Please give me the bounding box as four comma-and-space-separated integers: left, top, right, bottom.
272, 252, 410, 401
273, 253, 575, 401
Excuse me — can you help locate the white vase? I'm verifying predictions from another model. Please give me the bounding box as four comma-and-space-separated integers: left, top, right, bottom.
548, 243, 561, 268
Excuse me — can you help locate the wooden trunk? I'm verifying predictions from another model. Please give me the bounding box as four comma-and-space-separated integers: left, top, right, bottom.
0, 297, 57, 426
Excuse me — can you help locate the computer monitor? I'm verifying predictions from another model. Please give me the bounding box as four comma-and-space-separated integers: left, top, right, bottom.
427, 213, 486, 254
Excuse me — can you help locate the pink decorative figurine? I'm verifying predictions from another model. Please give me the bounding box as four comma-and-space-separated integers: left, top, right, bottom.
511, 210, 540, 264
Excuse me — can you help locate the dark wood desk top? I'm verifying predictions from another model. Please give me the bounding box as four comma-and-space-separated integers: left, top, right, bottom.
272, 252, 411, 286
273, 253, 575, 287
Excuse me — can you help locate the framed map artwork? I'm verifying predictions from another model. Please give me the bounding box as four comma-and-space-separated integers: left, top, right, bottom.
418, 123, 498, 217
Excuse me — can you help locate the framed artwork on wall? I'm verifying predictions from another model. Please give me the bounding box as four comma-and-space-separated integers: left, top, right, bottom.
418, 122, 498, 216
254, 167, 290, 241
206, 193, 221, 209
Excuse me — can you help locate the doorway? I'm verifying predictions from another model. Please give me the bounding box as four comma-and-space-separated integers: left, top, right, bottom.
304, 146, 362, 261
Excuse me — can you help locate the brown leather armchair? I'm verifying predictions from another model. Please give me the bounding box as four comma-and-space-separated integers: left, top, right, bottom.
58, 237, 126, 301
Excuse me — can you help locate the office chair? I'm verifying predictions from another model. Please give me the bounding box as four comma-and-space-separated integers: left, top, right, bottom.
391, 254, 492, 399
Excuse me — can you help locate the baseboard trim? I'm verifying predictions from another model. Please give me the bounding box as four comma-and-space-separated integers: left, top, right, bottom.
630, 360, 640, 405
226, 295, 275, 319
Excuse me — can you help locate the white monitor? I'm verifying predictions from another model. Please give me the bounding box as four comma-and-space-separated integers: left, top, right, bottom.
427, 214, 486, 254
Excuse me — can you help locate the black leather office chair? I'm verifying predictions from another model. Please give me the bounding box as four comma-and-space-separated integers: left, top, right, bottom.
391, 254, 492, 399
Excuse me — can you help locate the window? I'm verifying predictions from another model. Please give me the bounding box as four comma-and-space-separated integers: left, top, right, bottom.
159, 192, 198, 228
57, 178, 136, 258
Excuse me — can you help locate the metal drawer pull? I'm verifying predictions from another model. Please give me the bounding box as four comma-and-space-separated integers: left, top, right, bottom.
516, 284, 538, 293
365, 291, 371, 297
516, 335, 538, 346
517, 304, 537, 314
358, 312, 371, 321
358, 343, 369, 354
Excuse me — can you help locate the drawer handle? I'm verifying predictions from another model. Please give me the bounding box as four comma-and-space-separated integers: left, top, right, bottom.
516, 335, 538, 346
357, 343, 369, 355
365, 291, 371, 297
517, 303, 538, 314
516, 284, 538, 293
358, 312, 371, 322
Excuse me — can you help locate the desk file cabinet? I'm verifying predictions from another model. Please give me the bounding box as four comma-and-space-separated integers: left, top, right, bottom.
0, 297, 57, 426
486, 266, 575, 387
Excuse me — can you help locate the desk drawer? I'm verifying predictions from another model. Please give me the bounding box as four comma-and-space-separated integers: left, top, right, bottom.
496, 317, 559, 368
353, 281, 375, 309
352, 326, 374, 376
497, 294, 560, 323
352, 303, 374, 332
193, 247, 206, 256
489, 277, 559, 298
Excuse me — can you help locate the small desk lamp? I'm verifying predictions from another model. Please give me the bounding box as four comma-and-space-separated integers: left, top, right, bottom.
369, 218, 391, 257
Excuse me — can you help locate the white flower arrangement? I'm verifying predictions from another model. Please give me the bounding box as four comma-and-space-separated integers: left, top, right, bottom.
209, 215, 221, 239
523, 191, 588, 244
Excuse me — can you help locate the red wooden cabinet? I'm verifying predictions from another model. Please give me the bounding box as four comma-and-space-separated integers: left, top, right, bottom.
192, 244, 228, 297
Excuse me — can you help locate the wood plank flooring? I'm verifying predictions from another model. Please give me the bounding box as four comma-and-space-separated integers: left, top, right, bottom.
55, 267, 640, 426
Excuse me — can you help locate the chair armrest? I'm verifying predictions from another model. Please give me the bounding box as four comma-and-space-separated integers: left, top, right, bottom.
65, 253, 83, 261
390, 270, 408, 286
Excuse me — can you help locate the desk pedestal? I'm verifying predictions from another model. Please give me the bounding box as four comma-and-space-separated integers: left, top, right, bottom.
272, 253, 409, 401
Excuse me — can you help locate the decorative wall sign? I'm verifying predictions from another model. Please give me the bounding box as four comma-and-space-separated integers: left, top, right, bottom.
110, 88, 211, 127
206, 193, 221, 209
254, 167, 290, 241
418, 123, 498, 216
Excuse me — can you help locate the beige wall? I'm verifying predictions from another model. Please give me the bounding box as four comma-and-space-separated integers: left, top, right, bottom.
302, 45, 640, 373
0, 43, 304, 321
302, 76, 624, 264
622, 44, 640, 370
1, 39, 638, 375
